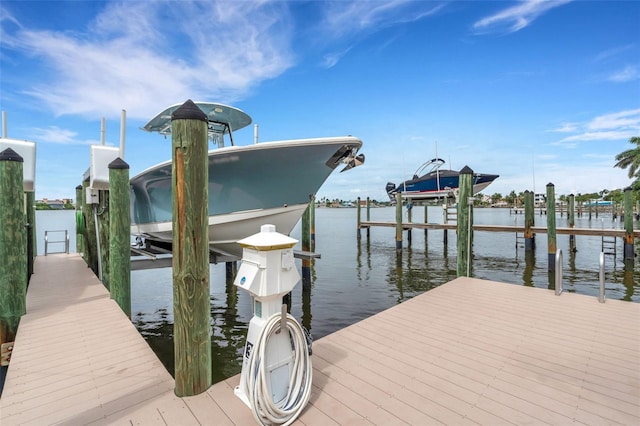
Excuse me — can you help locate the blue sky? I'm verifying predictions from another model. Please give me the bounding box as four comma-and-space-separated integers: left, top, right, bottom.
1, 0, 639, 202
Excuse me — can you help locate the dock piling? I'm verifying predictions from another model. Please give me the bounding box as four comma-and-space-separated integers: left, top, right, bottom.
366, 196, 370, 238
0, 148, 27, 360
356, 196, 361, 239
108, 158, 131, 317
623, 187, 634, 264
457, 166, 473, 277
302, 200, 311, 281
524, 190, 535, 251
395, 192, 402, 252
171, 100, 212, 396
546, 183, 557, 271
569, 194, 576, 252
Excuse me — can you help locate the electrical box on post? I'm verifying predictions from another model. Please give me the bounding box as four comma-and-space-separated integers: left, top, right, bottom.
86, 187, 99, 204
90, 145, 120, 190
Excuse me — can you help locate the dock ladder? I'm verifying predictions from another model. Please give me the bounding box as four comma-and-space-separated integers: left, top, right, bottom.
44, 230, 70, 255
601, 235, 616, 257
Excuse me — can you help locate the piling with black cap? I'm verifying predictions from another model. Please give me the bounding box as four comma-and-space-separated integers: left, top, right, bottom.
623, 187, 635, 265
524, 190, 535, 251
546, 183, 557, 271
108, 157, 131, 317
171, 99, 212, 396
0, 148, 27, 352
569, 194, 576, 252
457, 166, 473, 277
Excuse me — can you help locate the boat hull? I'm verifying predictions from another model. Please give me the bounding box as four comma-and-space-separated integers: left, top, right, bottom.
130, 137, 362, 256
387, 169, 499, 202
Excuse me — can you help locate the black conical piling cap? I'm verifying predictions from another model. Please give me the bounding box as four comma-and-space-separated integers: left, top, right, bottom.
460, 165, 473, 174
171, 99, 207, 122
546, 182, 554, 187
108, 157, 130, 169
0, 148, 24, 162
76, 185, 82, 190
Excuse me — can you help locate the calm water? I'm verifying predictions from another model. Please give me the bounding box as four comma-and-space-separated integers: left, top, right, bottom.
35, 207, 639, 383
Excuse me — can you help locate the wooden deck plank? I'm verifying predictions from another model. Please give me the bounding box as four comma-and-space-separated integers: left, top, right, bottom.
1, 254, 638, 425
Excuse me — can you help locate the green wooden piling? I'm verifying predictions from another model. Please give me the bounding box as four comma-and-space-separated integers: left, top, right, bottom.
25, 191, 35, 280
569, 194, 576, 252
366, 197, 370, 238
424, 204, 428, 238
171, 100, 211, 396
0, 148, 27, 351
546, 183, 557, 271
310, 195, 315, 253
623, 187, 634, 263
82, 179, 98, 274
98, 190, 110, 289
395, 192, 402, 252
302, 202, 311, 281
406, 202, 412, 244
524, 190, 535, 251
108, 158, 131, 317
75, 185, 83, 254
356, 196, 361, 239
457, 166, 473, 277
443, 200, 448, 245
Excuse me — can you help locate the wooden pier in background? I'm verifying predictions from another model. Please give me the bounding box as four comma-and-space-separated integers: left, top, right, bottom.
1, 254, 638, 425
360, 221, 640, 238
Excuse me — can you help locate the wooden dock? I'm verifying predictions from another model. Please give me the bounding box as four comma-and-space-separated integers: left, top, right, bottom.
360, 221, 640, 238
1, 254, 638, 425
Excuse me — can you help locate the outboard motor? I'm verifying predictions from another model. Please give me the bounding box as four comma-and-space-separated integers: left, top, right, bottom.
386, 182, 398, 204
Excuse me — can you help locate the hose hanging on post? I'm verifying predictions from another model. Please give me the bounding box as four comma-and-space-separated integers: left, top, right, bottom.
247, 312, 312, 426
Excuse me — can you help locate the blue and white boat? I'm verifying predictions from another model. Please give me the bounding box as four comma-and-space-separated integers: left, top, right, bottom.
130, 102, 364, 257
386, 158, 498, 203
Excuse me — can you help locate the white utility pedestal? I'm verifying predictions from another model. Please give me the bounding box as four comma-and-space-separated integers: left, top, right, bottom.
234, 224, 312, 425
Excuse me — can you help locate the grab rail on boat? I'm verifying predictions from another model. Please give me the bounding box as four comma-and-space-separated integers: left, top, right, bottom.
599, 252, 606, 303
555, 249, 563, 296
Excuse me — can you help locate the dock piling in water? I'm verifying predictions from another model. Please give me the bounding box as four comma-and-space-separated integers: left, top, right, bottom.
524, 190, 535, 251
108, 158, 131, 317
395, 192, 402, 252
623, 187, 635, 264
171, 100, 212, 396
546, 183, 557, 271
569, 194, 576, 253
456, 166, 473, 277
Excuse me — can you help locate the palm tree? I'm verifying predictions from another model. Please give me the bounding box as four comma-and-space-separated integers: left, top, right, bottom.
614, 136, 640, 180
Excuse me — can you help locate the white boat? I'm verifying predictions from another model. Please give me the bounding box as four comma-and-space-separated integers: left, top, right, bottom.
130, 102, 364, 258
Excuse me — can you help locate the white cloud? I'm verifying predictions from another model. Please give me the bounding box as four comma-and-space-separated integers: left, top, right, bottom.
3, 1, 294, 120
29, 126, 93, 145
551, 108, 640, 146
321, 1, 445, 39
473, 0, 572, 34
586, 108, 640, 131
607, 65, 639, 83
550, 122, 579, 133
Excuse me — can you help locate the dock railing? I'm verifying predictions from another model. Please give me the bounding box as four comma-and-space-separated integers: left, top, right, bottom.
44, 230, 69, 255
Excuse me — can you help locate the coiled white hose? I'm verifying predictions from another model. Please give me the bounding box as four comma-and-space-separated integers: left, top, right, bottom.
247, 312, 312, 426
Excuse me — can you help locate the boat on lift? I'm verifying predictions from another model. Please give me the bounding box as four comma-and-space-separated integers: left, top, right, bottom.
130, 101, 364, 258
385, 158, 498, 203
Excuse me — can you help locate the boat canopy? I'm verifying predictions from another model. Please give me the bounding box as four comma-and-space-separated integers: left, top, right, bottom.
143, 102, 252, 146
413, 158, 445, 179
